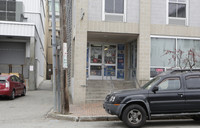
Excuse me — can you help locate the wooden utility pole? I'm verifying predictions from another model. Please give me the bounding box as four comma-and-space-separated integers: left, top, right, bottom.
60, 0, 69, 114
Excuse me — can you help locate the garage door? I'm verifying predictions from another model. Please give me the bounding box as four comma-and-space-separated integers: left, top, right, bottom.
0, 42, 25, 65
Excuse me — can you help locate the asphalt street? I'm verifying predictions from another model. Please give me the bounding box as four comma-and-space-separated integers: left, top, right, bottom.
0, 80, 200, 128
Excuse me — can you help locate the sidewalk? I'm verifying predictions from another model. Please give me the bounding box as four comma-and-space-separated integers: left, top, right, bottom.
47, 101, 119, 122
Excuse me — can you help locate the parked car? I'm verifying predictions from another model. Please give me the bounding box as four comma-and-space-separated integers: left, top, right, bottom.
103, 69, 200, 128
0, 75, 26, 100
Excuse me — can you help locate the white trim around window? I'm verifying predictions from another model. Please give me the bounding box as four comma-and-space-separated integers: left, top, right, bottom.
151, 35, 200, 40
186, 0, 189, 26
102, 0, 105, 21
124, 0, 127, 22
102, 0, 127, 22
166, 0, 188, 26
166, 0, 169, 24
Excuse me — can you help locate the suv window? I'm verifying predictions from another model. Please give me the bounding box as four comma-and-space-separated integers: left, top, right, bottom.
142, 77, 160, 90
10, 76, 16, 82
185, 75, 200, 89
158, 78, 181, 91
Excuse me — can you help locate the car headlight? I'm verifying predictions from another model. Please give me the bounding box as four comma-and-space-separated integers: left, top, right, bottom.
109, 96, 115, 102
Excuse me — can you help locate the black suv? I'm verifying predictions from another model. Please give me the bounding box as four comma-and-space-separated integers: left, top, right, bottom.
103, 69, 200, 128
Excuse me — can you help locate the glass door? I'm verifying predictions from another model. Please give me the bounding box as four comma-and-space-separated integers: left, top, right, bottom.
89, 44, 103, 79
103, 45, 117, 80
89, 44, 117, 80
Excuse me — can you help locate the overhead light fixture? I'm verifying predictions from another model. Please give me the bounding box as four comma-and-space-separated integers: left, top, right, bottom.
104, 48, 108, 51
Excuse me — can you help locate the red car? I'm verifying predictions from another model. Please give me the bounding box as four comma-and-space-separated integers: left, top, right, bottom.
0, 75, 26, 100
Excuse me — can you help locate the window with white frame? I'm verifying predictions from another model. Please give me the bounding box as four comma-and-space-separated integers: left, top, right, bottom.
151, 37, 200, 73
0, 0, 16, 21
168, 0, 187, 25
103, 0, 126, 22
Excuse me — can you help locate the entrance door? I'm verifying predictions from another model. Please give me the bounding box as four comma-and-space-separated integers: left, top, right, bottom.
103, 45, 117, 80
89, 44, 103, 79
89, 44, 117, 80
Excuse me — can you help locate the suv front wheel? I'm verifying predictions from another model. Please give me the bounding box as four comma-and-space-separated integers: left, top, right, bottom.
122, 104, 146, 128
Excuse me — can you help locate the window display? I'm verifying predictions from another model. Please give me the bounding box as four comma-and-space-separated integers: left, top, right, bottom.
90, 66, 102, 76
104, 66, 116, 76
104, 45, 116, 64
90, 45, 102, 63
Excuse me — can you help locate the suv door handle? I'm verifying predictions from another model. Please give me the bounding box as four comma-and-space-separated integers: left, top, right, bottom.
177, 93, 184, 97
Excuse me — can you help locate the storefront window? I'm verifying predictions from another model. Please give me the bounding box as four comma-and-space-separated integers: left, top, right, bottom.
104, 45, 116, 64
151, 38, 176, 67
151, 37, 200, 73
177, 39, 200, 67
90, 66, 102, 76
104, 66, 116, 76
90, 45, 102, 63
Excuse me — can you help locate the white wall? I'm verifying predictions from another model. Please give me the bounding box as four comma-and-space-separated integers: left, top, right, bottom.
126, 0, 139, 23
189, 0, 200, 27
151, 0, 167, 25
88, 0, 102, 21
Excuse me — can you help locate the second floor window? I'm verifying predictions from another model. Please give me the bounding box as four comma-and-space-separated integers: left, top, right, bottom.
105, 0, 124, 14
169, 0, 186, 18
0, 0, 16, 21
103, 0, 126, 22
168, 0, 187, 25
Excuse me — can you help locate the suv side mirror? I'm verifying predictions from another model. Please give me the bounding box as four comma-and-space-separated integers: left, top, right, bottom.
152, 86, 159, 93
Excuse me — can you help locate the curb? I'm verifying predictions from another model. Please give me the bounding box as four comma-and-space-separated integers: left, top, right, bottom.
47, 109, 119, 122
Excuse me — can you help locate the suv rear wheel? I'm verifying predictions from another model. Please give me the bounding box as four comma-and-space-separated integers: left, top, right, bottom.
122, 104, 146, 128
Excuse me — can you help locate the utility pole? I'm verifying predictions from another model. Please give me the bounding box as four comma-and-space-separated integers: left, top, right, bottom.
60, 0, 69, 114
51, 0, 57, 112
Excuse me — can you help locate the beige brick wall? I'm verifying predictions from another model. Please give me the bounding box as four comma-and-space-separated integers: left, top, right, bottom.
88, 21, 139, 34
136, 0, 151, 84
151, 24, 200, 37
72, 0, 88, 104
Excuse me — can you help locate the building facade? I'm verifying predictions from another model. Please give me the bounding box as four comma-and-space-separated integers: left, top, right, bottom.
65, 0, 200, 104
0, 0, 49, 90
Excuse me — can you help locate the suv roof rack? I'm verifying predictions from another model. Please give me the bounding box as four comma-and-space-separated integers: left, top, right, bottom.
170, 69, 200, 74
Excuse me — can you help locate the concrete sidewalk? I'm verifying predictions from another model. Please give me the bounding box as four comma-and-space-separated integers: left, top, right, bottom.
47, 101, 119, 122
